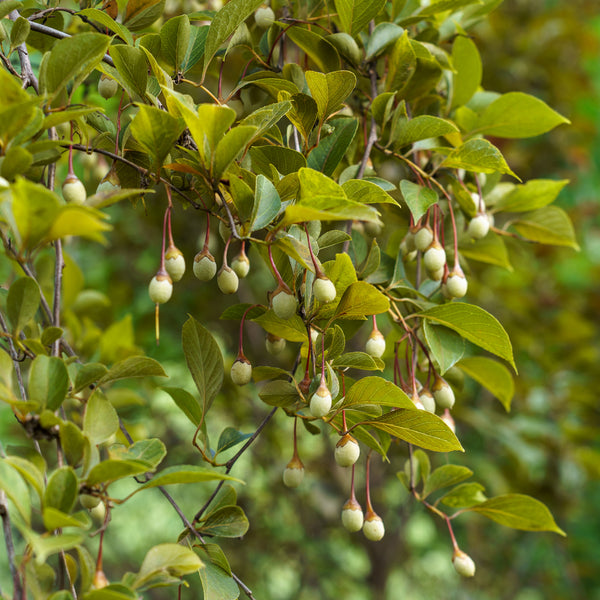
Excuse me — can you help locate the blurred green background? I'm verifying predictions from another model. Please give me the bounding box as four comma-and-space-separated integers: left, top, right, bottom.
2, 1, 600, 599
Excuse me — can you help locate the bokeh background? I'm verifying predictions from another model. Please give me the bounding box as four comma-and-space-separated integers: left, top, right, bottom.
1, 1, 599, 598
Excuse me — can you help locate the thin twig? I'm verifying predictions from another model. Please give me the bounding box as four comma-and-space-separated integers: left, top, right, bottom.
215, 188, 241, 240
52, 239, 63, 357
0, 311, 27, 402
7, 7, 39, 92
0, 490, 23, 599
59, 142, 202, 209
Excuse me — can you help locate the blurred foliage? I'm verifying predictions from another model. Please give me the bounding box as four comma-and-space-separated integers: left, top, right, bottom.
1, 1, 599, 599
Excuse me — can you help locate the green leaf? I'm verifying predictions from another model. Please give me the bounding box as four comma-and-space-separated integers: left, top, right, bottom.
43, 507, 91, 532
307, 118, 359, 177
214, 125, 257, 181
1, 145, 33, 180
203, 0, 264, 76
285, 26, 341, 73
247, 175, 281, 232
46, 205, 112, 244
98, 356, 167, 385
7, 277, 40, 334
392, 116, 458, 148
182, 24, 209, 73
422, 321, 465, 375
29, 532, 83, 565
130, 105, 184, 171
341, 376, 414, 410
441, 138, 519, 179
253, 312, 306, 342
250, 145, 306, 177
41, 33, 111, 100
451, 35, 482, 109
332, 352, 384, 371
123, 0, 165, 32
10, 17, 30, 51
468, 494, 566, 536
119, 439, 166, 468
3, 456, 44, 502
459, 233, 512, 270
109, 45, 148, 99
439, 482, 487, 508
134, 543, 204, 589
86, 459, 151, 486
399, 180, 438, 223
197, 553, 239, 600
82, 584, 139, 600
422, 465, 473, 499
160, 14, 190, 72
457, 356, 515, 411
511, 206, 579, 249
305, 70, 357, 121
11, 178, 61, 250
258, 380, 301, 408
335, 281, 390, 320
365, 23, 403, 60
60, 422, 86, 467
285, 93, 318, 142
386, 31, 416, 92
28, 356, 69, 411
418, 303, 516, 370
0, 0, 21, 19
240, 101, 292, 144
334, 0, 386, 36
282, 196, 380, 227
0, 460, 31, 525
198, 505, 249, 538
135, 465, 242, 492
44, 467, 78, 514
163, 386, 202, 426
182, 316, 224, 419
78, 9, 134, 45
215, 428, 252, 455
494, 179, 568, 213
475, 92, 570, 139
83, 392, 119, 445
342, 179, 397, 205
74, 363, 108, 393
362, 409, 464, 452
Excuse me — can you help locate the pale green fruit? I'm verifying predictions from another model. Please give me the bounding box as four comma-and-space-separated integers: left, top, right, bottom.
429, 267, 444, 281
363, 513, 385, 541
165, 246, 185, 282
433, 376, 455, 409
217, 266, 239, 294
283, 457, 304, 488
415, 226, 434, 252
341, 498, 364, 532
335, 435, 360, 467
254, 6, 275, 28
423, 242, 446, 272
467, 213, 490, 239
80, 493, 100, 509
313, 276, 336, 303
310, 382, 332, 417
62, 175, 87, 204
231, 252, 250, 278
271, 288, 297, 320
231, 358, 252, 385
193, 250, 217, 281
365, 330, 385, 358
446, 269, 468, 298
148, 273, 173, 304
90, 501, 106, 522
98, 76, 118, 99
441, 410, 456, 433
453, 549, 476, 577
419, 390, 436, 413
266, 333, 286, 355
